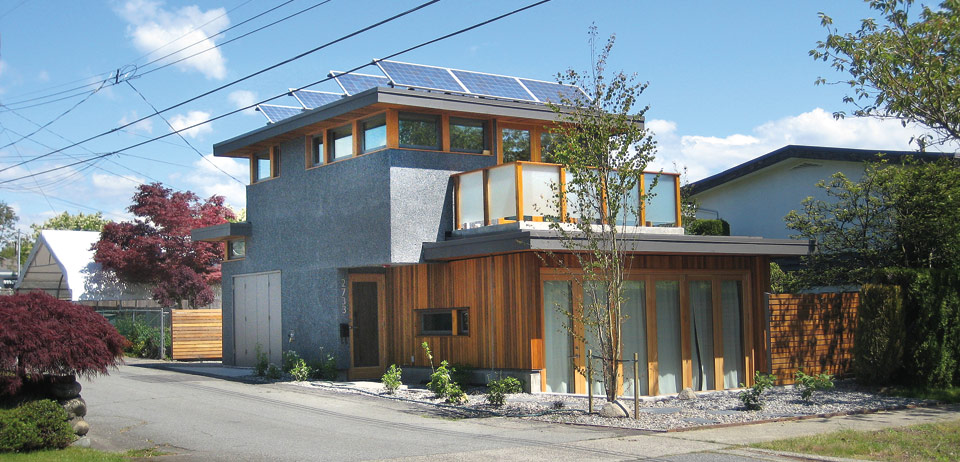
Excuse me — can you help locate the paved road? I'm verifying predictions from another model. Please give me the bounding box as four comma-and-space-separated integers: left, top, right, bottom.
79, 361, 960, 461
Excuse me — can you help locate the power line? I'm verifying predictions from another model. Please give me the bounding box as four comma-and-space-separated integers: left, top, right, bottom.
0, 0, 553, 186
0, 0, 442, 174
0, 79, 106, 151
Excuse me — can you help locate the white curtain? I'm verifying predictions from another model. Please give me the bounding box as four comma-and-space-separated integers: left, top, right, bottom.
622, 281, 647, 397
582, 282, 607, 397
656, 281, 682, 394
689, 281, 716, 391
721, 281, 744, 389
543, 281, 573, 393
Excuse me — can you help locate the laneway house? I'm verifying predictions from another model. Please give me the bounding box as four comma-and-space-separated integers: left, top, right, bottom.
192, 61, 807, 396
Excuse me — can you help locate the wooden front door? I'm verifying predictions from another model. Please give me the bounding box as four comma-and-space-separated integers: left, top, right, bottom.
348, 273, 386, 379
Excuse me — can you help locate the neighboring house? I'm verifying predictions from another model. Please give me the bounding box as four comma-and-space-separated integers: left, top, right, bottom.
16, 230, 156, 307
687, 145, 953, 240
193, 61, 807, 396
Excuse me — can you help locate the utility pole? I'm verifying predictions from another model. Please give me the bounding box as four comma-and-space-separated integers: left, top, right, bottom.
16, 230, 20, 278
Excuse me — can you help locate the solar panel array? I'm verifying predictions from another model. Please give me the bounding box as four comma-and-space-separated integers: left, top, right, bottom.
255, 62, 588, 124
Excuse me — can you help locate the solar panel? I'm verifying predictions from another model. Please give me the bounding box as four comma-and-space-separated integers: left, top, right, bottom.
377, 60, 466, 93
256, 104, 303, 123
450, 69, 535, 101
290, 90, 343, 109
518, 79, 587, 104
330, 71, 391, 95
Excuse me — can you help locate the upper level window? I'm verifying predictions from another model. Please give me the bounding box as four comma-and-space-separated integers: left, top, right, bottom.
310, 134, 323, 167
450, 117, 488, 154
399, 112, 440, 150
226, 238, 246, 260
252, 146, 278, 183
328, 124, 353, 162
501, 128, 530, 162
361, 114, 386, 153
540, 131, 560, 163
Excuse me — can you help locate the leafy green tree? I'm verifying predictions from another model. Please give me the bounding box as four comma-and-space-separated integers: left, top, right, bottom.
0, 203, 20, 269
785, 157, 960, 287
544, 28, 657, 402
811, 0, 960, 148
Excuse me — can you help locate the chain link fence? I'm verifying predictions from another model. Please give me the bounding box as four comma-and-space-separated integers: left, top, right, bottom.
96, 308, 172, 359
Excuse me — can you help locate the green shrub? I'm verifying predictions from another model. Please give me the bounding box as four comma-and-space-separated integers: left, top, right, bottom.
265, 363, 282, 380
486, 376, 522, 406
854, 284, 904, 385
795, 370, 835, 402
114, 317, 170, 359
0, 400, 74, 452
685, 219, 730, 236
738, 372, 775, 411
308, 349, 337, 381
381, 365, 402, 394
290, 359, 312, 382
253, 344, 268, 377
282, 350, 301, 373
450, 363, 473, 389
445, 385, 467, 404
427, 361, 454, 398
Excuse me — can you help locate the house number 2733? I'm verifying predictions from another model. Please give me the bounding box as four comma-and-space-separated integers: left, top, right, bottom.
340, 278, 347, 315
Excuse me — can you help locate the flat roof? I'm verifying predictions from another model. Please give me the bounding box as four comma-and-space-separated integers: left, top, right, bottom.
686, 145, 954, 196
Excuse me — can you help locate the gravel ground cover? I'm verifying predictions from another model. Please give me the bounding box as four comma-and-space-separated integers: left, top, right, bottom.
277, 377, 933, 431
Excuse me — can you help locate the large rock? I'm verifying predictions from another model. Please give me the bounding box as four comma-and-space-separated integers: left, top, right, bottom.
50, 380, 82, 400
678, 388, 697, 400
70, 417, 89, 436
61, 397, 87, 419
599, 400, 629, 418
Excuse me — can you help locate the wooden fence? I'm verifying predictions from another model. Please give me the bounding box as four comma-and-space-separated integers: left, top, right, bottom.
171, 309, 222, 360
767, 292, 859, 384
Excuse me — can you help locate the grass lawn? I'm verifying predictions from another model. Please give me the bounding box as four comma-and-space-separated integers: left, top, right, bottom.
0, 447, 167, 461
885, 386, 960, 404
751, 419, 960, 461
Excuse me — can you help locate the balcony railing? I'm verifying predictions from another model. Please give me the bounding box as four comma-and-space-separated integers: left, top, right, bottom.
452, 161, 681, 231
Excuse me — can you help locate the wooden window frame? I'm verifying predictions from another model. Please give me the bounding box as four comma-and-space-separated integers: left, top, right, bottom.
448, 116, 491, 155
415, 307, 469, 337
326, 123, 354, 164
360, 112, 388, 154
250, 146, 279, 184
396, 111, 442, 151
223, 238, 246, 262
305, 133, 326, 170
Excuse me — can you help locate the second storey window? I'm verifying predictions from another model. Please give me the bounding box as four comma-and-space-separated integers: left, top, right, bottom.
540, 131, 560, 163
226, 238, 246, 260
310, 135, 323, 167
398, 112, 440, 150
362, 114, 387, 153
501, 128, 531, 162
450, 117, 488, 154
252, 146, 278, 183
328, 124, 353, 162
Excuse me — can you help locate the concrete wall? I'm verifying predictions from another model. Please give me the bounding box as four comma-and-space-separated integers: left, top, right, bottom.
220, 138, 493, 366
692, 158, 865, 239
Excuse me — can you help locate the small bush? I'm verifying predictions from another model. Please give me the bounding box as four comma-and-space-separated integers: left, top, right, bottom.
282, 350, 301, 373
445, 385, 467, 404
308, 349, 337, 381
290, 359, 312, 382
253, 344, 268, 377
795, 370, 835, 402
0, 399, 74, 452
381, 364, 402, 394
427, 361, 454, 398
114, 317, 170, 359
486, 376, 522, 406
738, 372, 775, 411
685, 219, 730, 236
265, 363, 282, 380
450, 363, 473, 389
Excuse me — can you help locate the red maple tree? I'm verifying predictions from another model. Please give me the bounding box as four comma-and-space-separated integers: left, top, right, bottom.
93, 183, 234, 307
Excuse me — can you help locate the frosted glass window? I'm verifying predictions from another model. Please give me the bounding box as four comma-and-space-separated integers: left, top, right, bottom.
487, 165, 517, 221
565, 170, 601, 224
614, 178, 641, 227
543, 281, 573, 393
689, 281, 716, 391
645, 174, 677, 226
656, 280, 682, 394
582, 282, 608, 397
622, 280, 648, 397
721, 281, 745, 389
522, 164, 560, 220
501, 128, 530, 162
458, 171, 484, 229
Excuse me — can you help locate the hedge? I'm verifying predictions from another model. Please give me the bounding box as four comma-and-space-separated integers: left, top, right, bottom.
685, 219, 730, 236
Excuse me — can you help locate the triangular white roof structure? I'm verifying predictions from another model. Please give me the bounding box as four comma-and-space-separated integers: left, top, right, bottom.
15, 230, 152, 301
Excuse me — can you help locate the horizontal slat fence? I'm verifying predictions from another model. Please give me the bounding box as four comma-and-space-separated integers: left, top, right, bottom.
768, 293, 858, 384
172, 309, 223, 360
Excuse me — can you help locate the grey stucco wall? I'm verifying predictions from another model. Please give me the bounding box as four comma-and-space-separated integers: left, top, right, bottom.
220, 140, 494, 366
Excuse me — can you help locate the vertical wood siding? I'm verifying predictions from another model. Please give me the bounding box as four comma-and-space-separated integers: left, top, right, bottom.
172, 309, 223, 360
767, 292, 859, 383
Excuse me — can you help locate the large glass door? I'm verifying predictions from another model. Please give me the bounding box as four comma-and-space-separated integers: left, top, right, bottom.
655, 280, 682, 395
543, 280, 573, 393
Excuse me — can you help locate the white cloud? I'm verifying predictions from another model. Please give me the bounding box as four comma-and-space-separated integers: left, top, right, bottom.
91, 173, 145, 199
117, 0, 229, 79
118, 111, 154, 134
183, 154, 246, 208
169, 110, 212, 139
228, 90, 258, 115
651, 108, 932, 181
37, 70, 50, 82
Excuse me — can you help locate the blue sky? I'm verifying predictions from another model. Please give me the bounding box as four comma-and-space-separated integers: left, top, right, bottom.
0, 0, 934, 230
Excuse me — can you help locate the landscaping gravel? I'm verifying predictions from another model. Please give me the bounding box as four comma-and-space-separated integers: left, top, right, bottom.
277, 377, 933, 431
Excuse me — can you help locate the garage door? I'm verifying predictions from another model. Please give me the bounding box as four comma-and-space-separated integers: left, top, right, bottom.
233, 272, 281, 367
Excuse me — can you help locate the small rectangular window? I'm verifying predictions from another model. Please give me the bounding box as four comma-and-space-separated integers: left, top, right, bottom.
253, 151, 272, 183
361, 114, 386, 153
310, 135, 323, 167
449, 117, 488, 154
501, 128, 530, 162
398, 112, 440, 150
540, 131, 560, 163
457, 309, 469, 335
226, 239, 246, 260
417, 308, 469, 336
328, 124, 353, 162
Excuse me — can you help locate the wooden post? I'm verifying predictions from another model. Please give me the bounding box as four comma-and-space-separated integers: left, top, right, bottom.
634, 352, 640, 420
587, 349, 593, 414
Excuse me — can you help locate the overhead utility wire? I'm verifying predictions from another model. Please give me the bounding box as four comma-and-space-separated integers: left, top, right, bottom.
0, 0, 553, 186
0, 79, 106, 151
0, 0, 441, 174
124, 80, 245, 184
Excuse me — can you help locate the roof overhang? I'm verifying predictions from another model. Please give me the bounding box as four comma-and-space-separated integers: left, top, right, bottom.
422, 229, 812, 261
191, 222, 252, 242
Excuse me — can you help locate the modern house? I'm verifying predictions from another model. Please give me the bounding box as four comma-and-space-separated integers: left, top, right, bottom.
193, 61, 808, 396
687, 145, 953, 240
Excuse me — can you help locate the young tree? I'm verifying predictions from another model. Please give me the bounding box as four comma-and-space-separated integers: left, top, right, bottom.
93, 183, 234, 307
811, 0, 960, 148
544, 28, 657, 402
